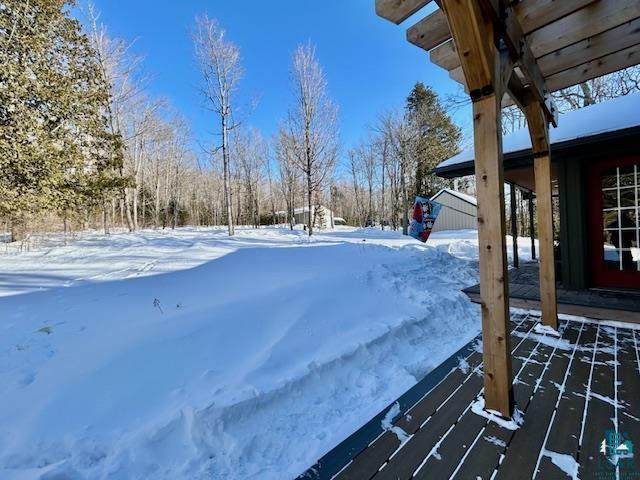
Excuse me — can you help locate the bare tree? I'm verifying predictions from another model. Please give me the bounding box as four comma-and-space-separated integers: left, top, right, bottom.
379, 111, 415, 235
85, 2, 147, 232
193, 14, 242, 236
275, 128, 298, 230
285, 43, 338, 236
348, 149, 365, 227
361, 142, 377, 227
234, 128, 266, 228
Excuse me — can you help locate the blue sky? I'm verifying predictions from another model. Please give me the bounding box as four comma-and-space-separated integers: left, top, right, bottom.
86, 0, 471, 163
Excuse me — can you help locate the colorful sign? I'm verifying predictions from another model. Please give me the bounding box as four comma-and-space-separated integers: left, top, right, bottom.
409, 196, 442, 243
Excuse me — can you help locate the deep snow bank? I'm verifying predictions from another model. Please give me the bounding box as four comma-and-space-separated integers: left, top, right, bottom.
0, 227, 528, 479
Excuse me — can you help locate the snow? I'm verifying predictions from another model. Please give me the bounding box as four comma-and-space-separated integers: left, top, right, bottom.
0, 226, 534, 479
483, 436, 506, 448
471, 396, 524, 431
381, 402, 410, 443
431, 188, 477, 206
438, 92, 640, 171
457, 356, 470, 374
541, 449, 580, 479
514, 330, 574, 351
533, 323, 561, 337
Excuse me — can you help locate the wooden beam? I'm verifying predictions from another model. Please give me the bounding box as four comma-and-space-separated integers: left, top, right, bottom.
510, 183, 519, 269
430, 4, 640, 77
523, 102, 558, 330
523, 97, 549, 153
538, 19, 640, 77
533, 154, 558, 330
407, 8, 451, 51
375, 0, 433, 25
439, 0, 494, 93
479, 0, 557, 124
528, 0, 640, 59
409, 0, 599, 56
425, 1, 558, 121
449, 66, 466, 85
441, 0, 513, 418
429, 38, 458, 70
529, 193, 536, 261
513, 0, 597, 33
546, 43, 640, 92
474, 92, 514, 418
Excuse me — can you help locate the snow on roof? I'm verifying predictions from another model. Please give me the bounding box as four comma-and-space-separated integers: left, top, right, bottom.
437, 92, 640, 171
431, 188, 477, 206
292, 205, 331, 214
274, 206, 332, 216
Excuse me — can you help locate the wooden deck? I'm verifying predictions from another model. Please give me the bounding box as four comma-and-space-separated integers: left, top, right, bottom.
464, 263, 640, 323
300, 313, 640, 480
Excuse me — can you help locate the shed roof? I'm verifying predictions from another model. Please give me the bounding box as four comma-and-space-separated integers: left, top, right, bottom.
435, 92, 640, 177
432, 188, 477, 206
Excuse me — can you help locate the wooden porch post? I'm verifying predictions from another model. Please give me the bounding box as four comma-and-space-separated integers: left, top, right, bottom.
441, 0, 514, 418
533, 156, 558, 329
524, 103, 558, 329
529, 192, 536, 260
473, 93, 514, 418
510, 182, 519, 269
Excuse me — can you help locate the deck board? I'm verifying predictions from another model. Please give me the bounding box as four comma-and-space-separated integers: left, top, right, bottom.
616, 328, 640, 479
300, 315, 640, 480
535, 322, 592, 478
334, 317, 533, 480
415, 324, 538, 479
451, 326, 557, 480
495, 323, 578, 479
579, 325, 616, 479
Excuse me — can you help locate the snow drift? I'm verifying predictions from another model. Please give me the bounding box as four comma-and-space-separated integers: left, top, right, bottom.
0, 227, 529, 479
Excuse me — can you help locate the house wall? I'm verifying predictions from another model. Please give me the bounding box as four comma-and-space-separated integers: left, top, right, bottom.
558, 157, 588, 290
557, 137, 640, 291
432, 191, 477, 232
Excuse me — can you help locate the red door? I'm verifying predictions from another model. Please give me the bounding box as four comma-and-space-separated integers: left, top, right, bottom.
587, 157, 640, 289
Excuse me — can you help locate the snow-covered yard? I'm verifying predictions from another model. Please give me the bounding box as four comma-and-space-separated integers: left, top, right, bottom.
0, 227, 533, 479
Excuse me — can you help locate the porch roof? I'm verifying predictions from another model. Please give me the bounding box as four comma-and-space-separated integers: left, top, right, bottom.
435, 92, 640, 178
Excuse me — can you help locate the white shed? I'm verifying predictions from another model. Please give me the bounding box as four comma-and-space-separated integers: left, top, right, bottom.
430, 188, 477, 232
275, 205, 335, 229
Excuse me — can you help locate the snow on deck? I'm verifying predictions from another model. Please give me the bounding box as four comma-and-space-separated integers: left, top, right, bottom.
0, 226, 532, 479
317, 314, 640, 480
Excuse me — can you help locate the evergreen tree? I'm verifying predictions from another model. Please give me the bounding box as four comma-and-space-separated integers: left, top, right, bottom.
406, 82, 461, 198
0, 0, 123, 239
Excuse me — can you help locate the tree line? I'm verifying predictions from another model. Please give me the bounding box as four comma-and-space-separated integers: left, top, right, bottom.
12, 2, 634, 243
1, 0, 467, 242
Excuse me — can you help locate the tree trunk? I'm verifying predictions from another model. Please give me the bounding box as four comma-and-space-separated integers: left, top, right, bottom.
10, 216, 27, 243
401, 160, 408, 235
222, 109, 234, 236
381, 146, 386, 231
155, 174, 161, 228
172, 200, 178, 229
124, 189, 134, 232
133, 187, 139, 231
102, 197, 109, 235
307, 173, 313, 236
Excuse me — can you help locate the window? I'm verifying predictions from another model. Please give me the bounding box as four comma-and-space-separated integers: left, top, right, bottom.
601, 164, 640, 272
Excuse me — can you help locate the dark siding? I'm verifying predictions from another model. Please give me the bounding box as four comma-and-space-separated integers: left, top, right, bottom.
558, 157, 588, 290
